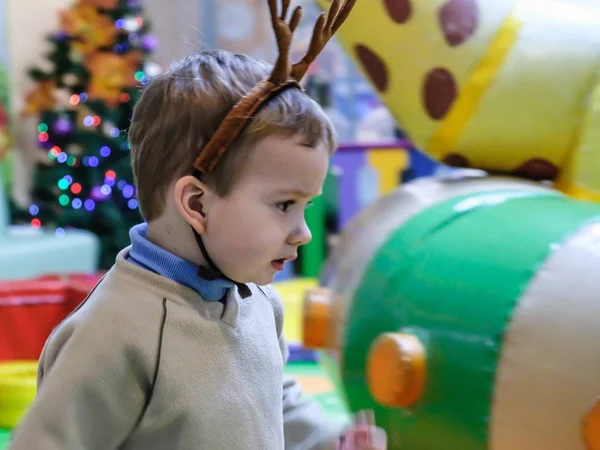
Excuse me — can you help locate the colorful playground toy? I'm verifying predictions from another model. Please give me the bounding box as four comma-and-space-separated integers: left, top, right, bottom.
303, 172, 600, 449
318, 0, 600, 201
0, 361, 37, 429
272, 277, 319, 361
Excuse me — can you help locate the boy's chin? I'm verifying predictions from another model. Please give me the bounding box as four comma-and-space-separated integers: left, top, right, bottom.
245, 271, 277, 287
224, 270, 275, 287
252, 274, 277, 287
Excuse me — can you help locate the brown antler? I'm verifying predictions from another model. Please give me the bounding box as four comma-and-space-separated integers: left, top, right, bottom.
193, 0, 357, 175
291, 0, 358, 81
268, 0, 303, 84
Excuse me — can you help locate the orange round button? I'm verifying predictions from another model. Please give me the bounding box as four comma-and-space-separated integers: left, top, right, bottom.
583, 396, 600, 449
302, 287, 332, 349
367, 332, 426, 408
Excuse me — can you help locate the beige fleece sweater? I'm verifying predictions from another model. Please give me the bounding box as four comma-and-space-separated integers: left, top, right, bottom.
8, 249, 342, 449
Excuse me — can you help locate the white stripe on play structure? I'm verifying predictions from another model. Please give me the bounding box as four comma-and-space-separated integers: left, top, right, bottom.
490, 220, 600, 450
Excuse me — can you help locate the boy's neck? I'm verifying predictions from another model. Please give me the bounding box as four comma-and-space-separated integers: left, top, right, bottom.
129, 223, 234, 301
146, 218, 207, 268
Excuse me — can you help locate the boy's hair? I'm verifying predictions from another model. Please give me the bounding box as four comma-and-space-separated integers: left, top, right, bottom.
129, 50, 337, 221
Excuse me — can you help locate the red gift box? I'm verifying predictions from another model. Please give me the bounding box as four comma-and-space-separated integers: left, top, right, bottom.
0, 273, 104, 361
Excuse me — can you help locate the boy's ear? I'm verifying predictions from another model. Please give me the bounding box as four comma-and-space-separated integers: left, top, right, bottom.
173, 175, 211, 234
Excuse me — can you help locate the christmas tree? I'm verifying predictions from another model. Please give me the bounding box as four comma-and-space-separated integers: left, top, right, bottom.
16, 0, 161, 269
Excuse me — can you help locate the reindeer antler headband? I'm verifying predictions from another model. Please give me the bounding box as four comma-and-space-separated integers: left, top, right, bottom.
193, 0, 357, 174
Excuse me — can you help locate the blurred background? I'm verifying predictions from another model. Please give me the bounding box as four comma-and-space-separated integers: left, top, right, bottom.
0, 0, 425, 274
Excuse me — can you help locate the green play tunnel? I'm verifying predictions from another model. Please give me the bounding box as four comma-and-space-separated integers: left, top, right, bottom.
302, 173, 600, 450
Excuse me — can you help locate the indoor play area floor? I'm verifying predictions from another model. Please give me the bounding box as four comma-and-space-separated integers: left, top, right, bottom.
0, 361, 348, 448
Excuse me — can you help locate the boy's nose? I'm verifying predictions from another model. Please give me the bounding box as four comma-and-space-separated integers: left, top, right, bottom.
288, 220, 312, 247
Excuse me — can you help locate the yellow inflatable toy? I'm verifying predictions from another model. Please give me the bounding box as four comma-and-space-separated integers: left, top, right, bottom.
316, 0, 600, 201
0, 361, 37, 429
273, 278, 318, 345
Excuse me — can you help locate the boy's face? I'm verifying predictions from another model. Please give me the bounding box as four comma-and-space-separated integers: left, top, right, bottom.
198, 134, 329, 285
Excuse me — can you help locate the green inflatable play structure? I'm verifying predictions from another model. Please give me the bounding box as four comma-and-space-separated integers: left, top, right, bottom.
303, 172, 600, 450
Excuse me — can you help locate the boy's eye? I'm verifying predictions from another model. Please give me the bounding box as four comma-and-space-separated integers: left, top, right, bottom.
277, 200, 295, 212
277, 200, 314, 213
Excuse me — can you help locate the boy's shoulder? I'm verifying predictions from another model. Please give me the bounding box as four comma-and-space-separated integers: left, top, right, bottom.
255, 283, 285, 334
39, 266, 168, 377
257, 282, 283, 308
63, 264, 167, 330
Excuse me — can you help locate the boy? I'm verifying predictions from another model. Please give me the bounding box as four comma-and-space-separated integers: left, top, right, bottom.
9, 1, 386, 448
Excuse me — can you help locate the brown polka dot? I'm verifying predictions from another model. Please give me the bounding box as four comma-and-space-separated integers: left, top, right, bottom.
438, 0, 479, 47
513, 158, 559, 181
443, 153, 470, 167
423, 67, 457, 120
383, 0, 412, 24
354, 44, 389, 93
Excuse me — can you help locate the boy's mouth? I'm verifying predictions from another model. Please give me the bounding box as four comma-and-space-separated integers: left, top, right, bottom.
271, 259, 286, 271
